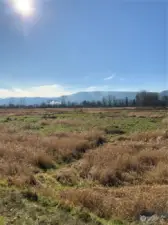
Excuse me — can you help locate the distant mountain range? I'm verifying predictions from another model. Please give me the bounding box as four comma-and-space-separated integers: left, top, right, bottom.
63, 91, 138, 103
0, 91, 167, 106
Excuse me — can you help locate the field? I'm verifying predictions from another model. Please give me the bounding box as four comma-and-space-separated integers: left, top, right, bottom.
0, 108, 168, 225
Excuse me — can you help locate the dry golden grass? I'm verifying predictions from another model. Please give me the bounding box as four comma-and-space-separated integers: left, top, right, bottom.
128, 110, 166, 118
8, 174, 38, 187
56, 167, 80, 186
59, 185, 168, 221
162, 117, 168, 126
0, 124, 105, 185
34, 153, 55, 170
39, 119, 51, 126
1, 108, 168, 224
75, 130, 168, 186
0, 107, 162, 116
42, 132, 105, 163
130, 129, 168, 142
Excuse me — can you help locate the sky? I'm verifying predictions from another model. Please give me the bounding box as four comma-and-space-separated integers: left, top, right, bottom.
0, 0, 167, 97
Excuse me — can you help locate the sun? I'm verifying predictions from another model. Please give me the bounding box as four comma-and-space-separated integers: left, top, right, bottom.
11, 0, 35, 17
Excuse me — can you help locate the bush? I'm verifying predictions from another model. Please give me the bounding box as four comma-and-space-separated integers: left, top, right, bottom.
35, 153, 55, 170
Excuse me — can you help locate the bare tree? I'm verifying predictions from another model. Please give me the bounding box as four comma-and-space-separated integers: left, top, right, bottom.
136, 91, 159, 106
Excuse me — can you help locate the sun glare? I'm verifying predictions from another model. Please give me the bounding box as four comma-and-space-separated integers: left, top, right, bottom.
11, 0, 35, 17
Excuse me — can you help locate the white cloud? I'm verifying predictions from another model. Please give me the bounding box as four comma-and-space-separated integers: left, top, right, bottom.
104, 74, 116, 81
85, 85, 109, 92
0, 84, 162, 98
0, 84, 72, 98
85, 86, 98, 91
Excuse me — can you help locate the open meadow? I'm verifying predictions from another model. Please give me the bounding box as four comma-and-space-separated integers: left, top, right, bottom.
0, 108, 168, 225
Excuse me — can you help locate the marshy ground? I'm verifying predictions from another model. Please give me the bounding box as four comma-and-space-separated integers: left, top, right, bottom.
0, 108, 168, 225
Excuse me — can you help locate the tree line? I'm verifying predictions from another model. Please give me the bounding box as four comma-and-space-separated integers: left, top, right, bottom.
0, 91, 168, 108
35, 91, 168, 108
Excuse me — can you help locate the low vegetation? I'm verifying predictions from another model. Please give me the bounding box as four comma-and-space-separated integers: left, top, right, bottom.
0, 108, 167, 224
60, 185, 168, 221
0, 125, 104, 182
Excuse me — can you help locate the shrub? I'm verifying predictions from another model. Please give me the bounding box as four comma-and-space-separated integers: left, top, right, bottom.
35, 153, 55, 170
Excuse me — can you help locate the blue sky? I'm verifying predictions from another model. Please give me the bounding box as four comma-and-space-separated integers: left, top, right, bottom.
0, 0, 167, 97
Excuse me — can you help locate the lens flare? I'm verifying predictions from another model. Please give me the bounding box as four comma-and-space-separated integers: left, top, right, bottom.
10, 0, 35, 17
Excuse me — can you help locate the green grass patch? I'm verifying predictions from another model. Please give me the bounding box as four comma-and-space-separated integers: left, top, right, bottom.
0, 112, 162, 135
0, 217, 5, 225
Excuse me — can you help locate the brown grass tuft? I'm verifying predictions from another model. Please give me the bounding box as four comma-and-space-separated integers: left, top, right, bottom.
43, 130, 105, 162
0, 124, 104, 184
76, 138, 168, 186
130, 130, 168, 142
60, 185, 168, 221
56, 168, 79, 186
162, 117, 168, 126
34, 153, 55, 170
